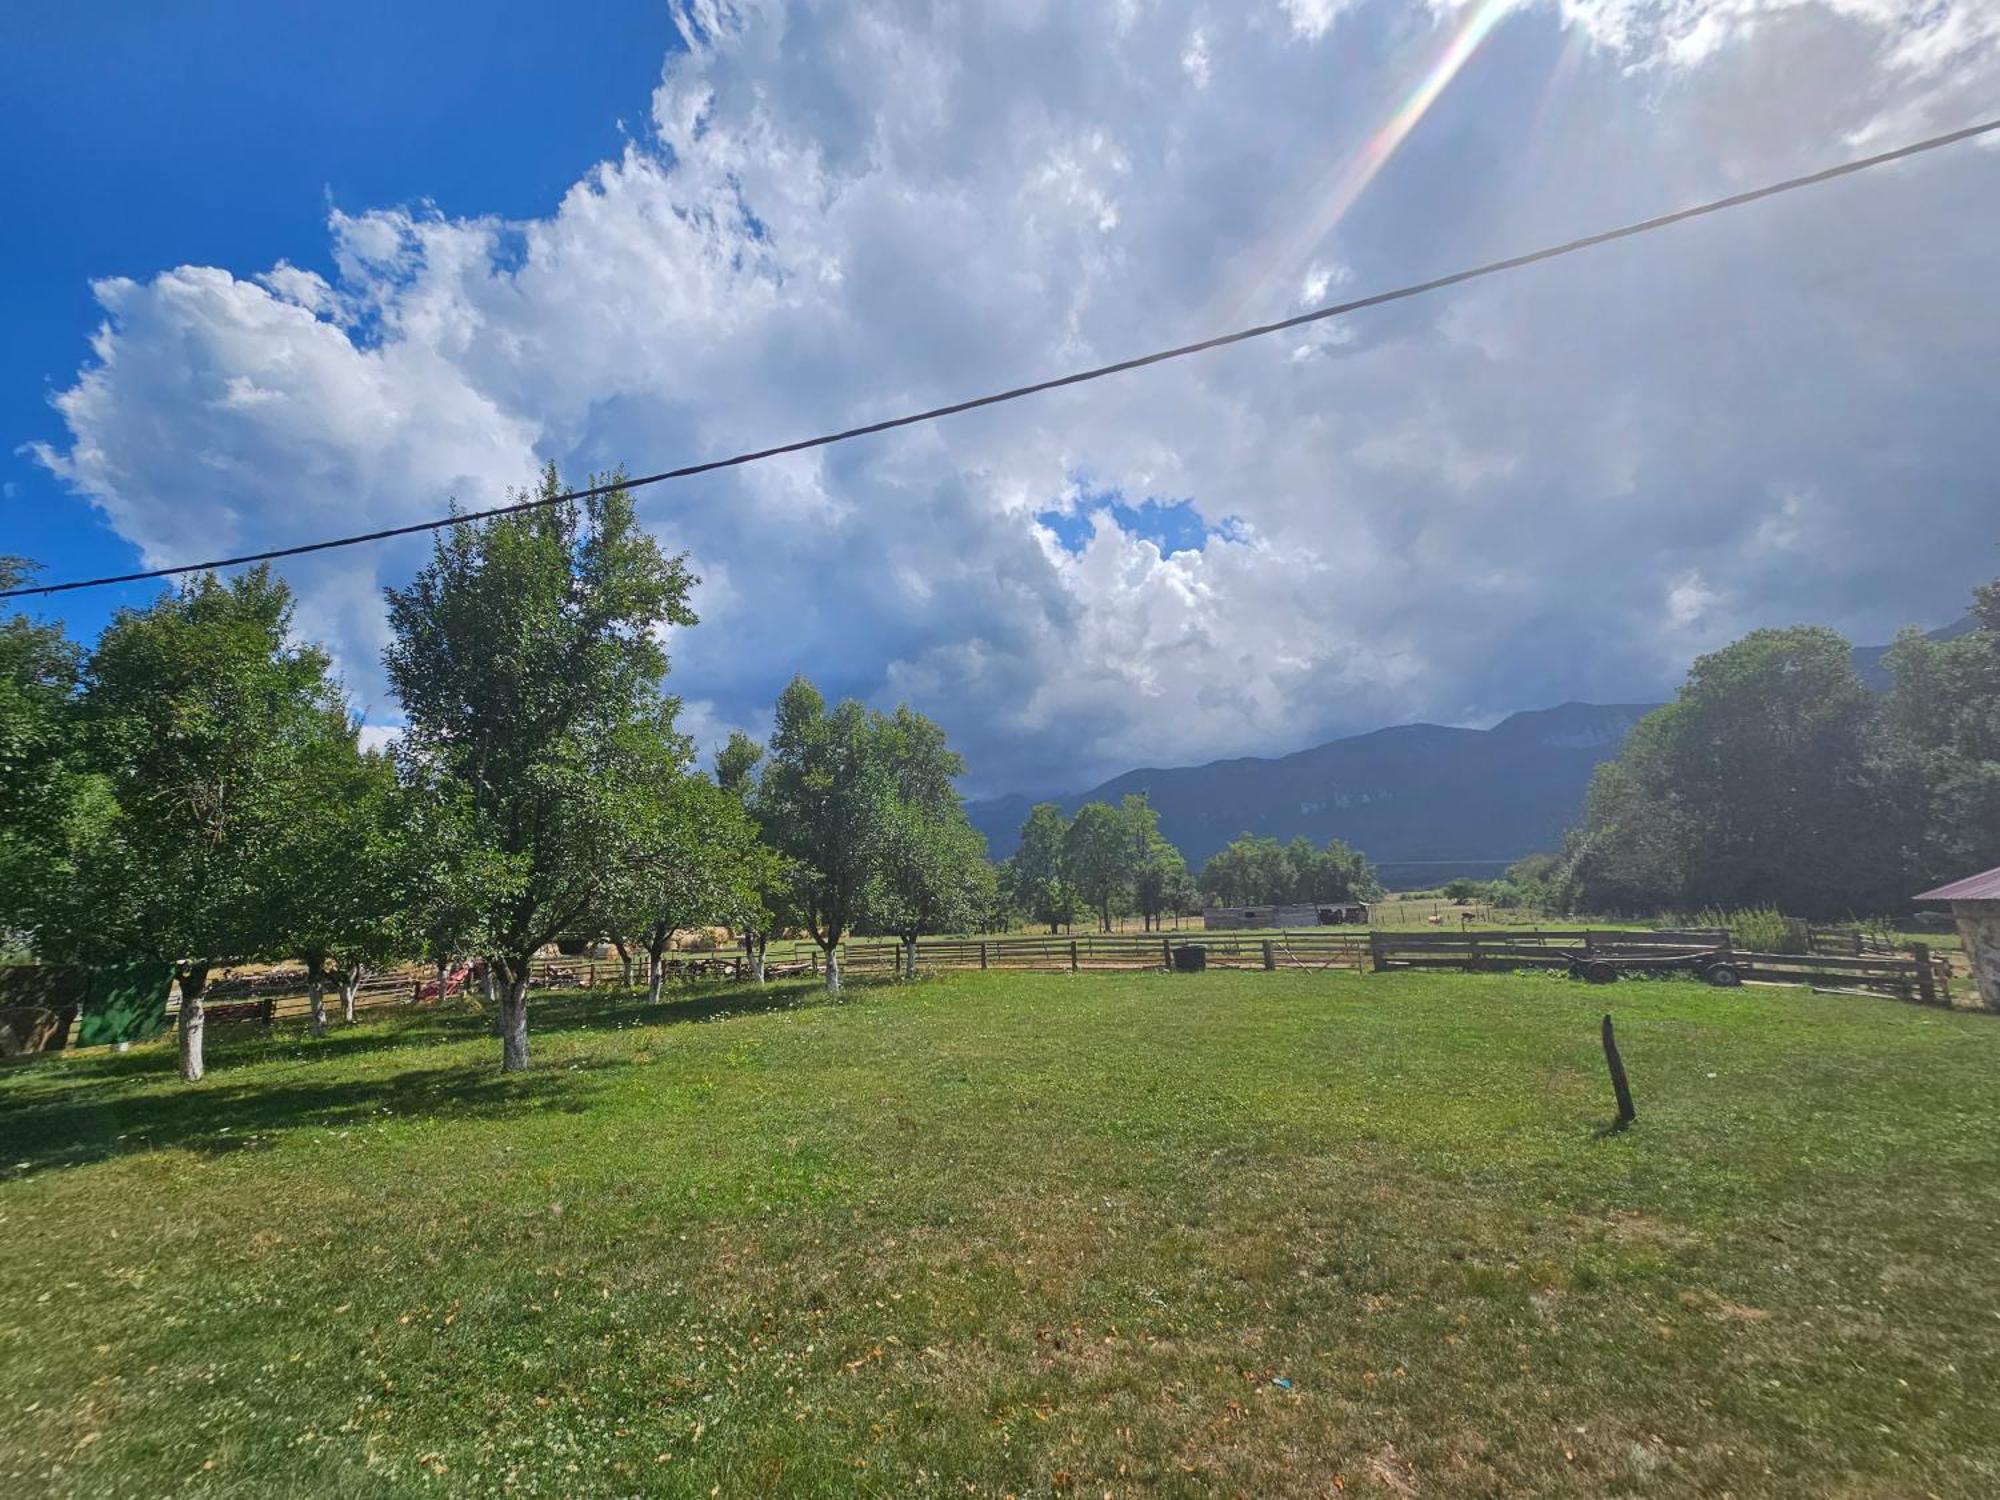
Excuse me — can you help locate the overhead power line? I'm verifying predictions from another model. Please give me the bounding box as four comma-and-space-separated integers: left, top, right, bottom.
8, 115, 1997, 602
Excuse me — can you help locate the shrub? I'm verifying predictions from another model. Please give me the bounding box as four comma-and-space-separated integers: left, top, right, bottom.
1689, 906, 1803, 954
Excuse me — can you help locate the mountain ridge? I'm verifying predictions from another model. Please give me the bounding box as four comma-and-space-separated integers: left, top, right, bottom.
967, 620, 1978, 884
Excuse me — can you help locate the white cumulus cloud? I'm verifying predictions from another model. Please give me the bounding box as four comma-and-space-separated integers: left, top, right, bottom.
33, 0, 2000, 794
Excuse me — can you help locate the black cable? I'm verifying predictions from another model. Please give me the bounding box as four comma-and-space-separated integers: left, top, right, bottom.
8, 115, 1996, 602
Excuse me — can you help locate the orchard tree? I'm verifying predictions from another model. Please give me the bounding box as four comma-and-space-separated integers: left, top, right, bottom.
1122, 795, 1190, 931
618, 768, 772, 1003
61, 568, 352, 1081
1064, 801, 1130, 932
713, 732, 785, 982
867, 706, 989, 977
384, 467, 697, 1070
0, 560, 82, 953
273, 736, 412, 1035
752, 676, 893, 993
1008, 803, 1076, 933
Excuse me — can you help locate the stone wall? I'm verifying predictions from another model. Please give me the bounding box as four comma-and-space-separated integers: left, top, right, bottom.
1949, 900, 2000, 1010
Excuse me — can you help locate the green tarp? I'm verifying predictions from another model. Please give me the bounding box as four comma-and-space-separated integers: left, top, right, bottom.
77, 962, 174, 1047
0, 963, 174, 1050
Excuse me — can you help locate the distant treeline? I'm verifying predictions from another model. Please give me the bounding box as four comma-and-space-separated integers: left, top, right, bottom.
998, 798, 1380, 932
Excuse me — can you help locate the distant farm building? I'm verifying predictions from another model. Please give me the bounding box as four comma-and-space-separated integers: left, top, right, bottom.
1203, 902, 1369, 930
1916, 865, 2000, 1010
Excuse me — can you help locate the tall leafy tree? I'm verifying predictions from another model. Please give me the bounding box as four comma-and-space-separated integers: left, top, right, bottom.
1008, 803, 1075, 933
615, 768, 772, 1003
1573, 627, 1904, 916
1122, 794, 1191, 931
384, 467, 696, 1070
713, 732, 785, 982
1063, 801, 1130, 932
58, 568, 352, 1081
752, 676, 893, 992
0, 560, 82, 955
272, 737, 412, 1035
865, 707, 989, 975
1879, 579, 2000, 887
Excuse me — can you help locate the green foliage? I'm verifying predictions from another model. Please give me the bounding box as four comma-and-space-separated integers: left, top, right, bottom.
45, 568, 355, 1078
1062, 801, 1130, 933
752, 678, 894, 969
1198, 832, 1380, 906
864, 706, 991, 959
1441, 878, 1482, 903
1571, 626, 1905, 917
383, 466, 697, 1066
0, 560, 83, 952
1878, 616, 2000, 888
1006, 803, 1077, 932
1687, 906, 1801, 955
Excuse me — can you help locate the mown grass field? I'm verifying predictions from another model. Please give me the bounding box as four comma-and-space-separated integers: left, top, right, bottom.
3, 970, 1997, 1497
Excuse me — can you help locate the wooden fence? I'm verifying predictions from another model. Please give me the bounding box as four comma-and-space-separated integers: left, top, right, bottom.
130, 924, 1953, 1040
1367, 928, 1940, 1003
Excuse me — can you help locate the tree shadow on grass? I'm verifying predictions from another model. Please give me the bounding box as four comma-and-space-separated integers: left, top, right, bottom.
0, 977, 886, 1180
0, 1056, 626, 1181
230, 974, 868, 1065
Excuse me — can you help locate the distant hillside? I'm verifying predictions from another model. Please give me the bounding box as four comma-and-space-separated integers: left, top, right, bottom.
970, 621, 1975, 885
968, 702, 1658, 886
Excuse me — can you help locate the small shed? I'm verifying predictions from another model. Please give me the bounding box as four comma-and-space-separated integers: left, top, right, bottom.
1914, 865, 2000, 1011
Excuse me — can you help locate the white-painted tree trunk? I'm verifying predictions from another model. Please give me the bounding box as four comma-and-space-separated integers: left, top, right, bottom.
647, 949, 666, 1005
435, 958, 449, 1006
824, 944, 841, 994
177, 967, 208, 1083
307, 973, 327, 1037
615, 942, 634, 990
500, 970, 531, 1071
751, 944, 766, 985
340, 972, 360, 1024
481, 964, 496, 1009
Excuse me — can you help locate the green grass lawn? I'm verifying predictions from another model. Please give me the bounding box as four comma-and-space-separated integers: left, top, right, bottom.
3, 971, 1997, 1498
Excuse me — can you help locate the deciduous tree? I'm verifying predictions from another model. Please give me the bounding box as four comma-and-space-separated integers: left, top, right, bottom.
384, 467, 696, 1070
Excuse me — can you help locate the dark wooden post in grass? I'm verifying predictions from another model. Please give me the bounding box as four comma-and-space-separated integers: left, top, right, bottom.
1601, 1013, 1636, 1129
1369, 930, 1389, 973
1912, 943, 1937, 1005
1069, 939, 1079, 972
1161, 938, 1172, 971
1261, 940, 1277, 971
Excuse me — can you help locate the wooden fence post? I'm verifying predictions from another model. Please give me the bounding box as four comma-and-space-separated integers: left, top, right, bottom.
1161, 938, 1172, 971
1069, 939, 1079, 972
1261, 940, 1277, 971
1601, 1014, 1636, 1129
979, 941, 988, 970
1369, 930, 1389, 973
1913, 943, 1936, 1005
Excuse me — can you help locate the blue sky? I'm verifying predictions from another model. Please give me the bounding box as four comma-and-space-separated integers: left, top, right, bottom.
5, 1, 1998, 793
1, 1, 676, 638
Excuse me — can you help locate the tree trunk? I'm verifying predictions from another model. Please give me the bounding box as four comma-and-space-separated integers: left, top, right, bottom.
615, 940, 634, 991
435, 958, 448, 1006
751, 938, 766, 985
177, 965, 209, 1083
647, 945, 666, 1005
307, 972, 327, 1037
824, 943, 841, 994
340, 972, 360, 1025
902, 936, 917, 981
480, 963, 496, 1009
500, 968, 531, 1072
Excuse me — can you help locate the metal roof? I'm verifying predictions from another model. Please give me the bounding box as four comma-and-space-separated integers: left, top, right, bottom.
1915, 865, 2000, 902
